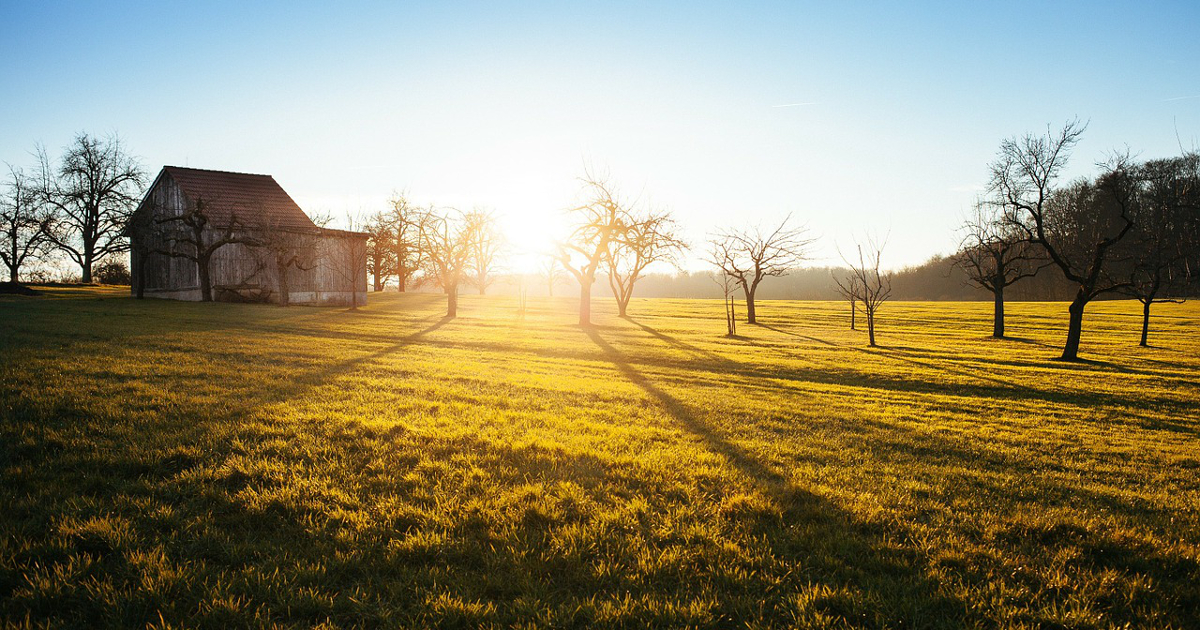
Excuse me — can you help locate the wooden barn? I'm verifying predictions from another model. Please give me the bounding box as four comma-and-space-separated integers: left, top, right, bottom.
129, 166, 368, 305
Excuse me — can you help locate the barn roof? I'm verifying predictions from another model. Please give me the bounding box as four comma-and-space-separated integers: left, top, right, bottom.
160, 166, 317, 229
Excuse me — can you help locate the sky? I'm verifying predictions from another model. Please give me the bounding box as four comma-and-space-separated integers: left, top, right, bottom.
2, 1, 1199, 272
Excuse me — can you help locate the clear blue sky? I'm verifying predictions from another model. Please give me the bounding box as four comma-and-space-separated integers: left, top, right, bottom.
2, 1, 1198, 270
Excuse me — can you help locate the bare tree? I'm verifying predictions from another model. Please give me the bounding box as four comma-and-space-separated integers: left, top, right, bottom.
953, 202, 1047, 338
708, 215, 814, 324
1, 165, 52, 283
154, 196, 251, 302
538, 255, 565, 297
832, 270, 862, 330
712, 271, 738, 336
257, 225, 322, 307
558, 173, 626, 326
605, 209, 687, 317
465, 208, 505, 295
387, 192, 429, 292
841, 238, 892, 347
364, 210, 397, 292
37, 133, 145, 282
337, 214, 371, 310
991, 121, 1138, 360
1119, 154, 1199, 346
421, 208, 478, 318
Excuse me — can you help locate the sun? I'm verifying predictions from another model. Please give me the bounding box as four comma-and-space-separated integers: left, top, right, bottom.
495, 205, 571, 275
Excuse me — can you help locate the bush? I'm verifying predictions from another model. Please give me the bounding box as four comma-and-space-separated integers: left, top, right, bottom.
94, 260, 131, 285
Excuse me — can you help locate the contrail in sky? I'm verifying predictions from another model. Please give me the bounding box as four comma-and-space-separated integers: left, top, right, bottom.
772, 102, 817, 108
1162, 95, 1200, 102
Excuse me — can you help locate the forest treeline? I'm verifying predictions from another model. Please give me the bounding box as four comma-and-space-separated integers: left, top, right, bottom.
479, 256, 1084, 302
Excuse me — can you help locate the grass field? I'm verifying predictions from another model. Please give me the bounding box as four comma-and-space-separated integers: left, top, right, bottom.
1, 287, 1198, 629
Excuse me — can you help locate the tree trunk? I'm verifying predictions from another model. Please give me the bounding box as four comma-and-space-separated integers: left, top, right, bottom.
278, 262, 290, 307
1140, 299, 1151, 347
579, 279, 592, 326
373, 274, 383, 292
348, 248, 359, 310
1060, 294, 1088, 361
849, 299, 856, 330
9, 266, 18, 283
743, 284, 757, 324
397, 270, 408, 292
198, 257, 213, 302
992, 284, 1005, 338
447, 285, 458, 318
867, 310, 876, 346
135, 251, 148, 299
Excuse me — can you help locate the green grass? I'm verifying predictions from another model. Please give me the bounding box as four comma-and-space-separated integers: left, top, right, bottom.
1, 287, 1198, 629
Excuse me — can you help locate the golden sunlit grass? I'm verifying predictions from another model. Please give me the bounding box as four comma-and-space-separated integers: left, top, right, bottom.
1, 287, 1198, 628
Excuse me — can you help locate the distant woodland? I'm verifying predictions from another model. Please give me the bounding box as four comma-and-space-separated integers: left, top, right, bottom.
477, 256, 1082, 301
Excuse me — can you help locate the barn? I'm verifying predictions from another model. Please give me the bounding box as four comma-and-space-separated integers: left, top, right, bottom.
129, 166, 368, 306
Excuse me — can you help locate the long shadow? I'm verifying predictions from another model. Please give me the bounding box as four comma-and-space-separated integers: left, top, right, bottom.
582, 327, 971, 626
358, 331, 1199, 418
752, 322, 1199, 411
628, 318, 733, 365
756, 323, 1068, 397
585, 328, 783, 485
1004, 336, 1057, 349
269, 315, 453, 401
754, 322, 840, 348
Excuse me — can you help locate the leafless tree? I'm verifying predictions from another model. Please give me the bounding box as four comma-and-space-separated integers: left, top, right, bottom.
337, 214, 371, 310
37, 133, 145, 282
538, 255, 565, 297
387, 192, 429, 292
256, 223, 322, 307
953, 202, 1047, 338
517, 286, 529, 320
558, 172, 627, 326
991, 121, 1138, 360
465, 208, 505, 295
154, 195, 251, 302
840, 238, 892, 347
421, 208, 478, 318
712, 271, 738, 336
605, 209, 687, 317
832, 270, 862, 330
1119, 154, 1199, 346
708, 215, 814, 324
1, 165, 53, 283
364, 210, 397, 292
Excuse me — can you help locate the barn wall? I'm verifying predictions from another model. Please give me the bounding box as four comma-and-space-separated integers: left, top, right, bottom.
208, 233, 368, 305
132, 171, 368, 306
133, 173, 200, 296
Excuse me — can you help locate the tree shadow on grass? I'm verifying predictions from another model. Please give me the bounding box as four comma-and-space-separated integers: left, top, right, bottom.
628, 319, 734, 366
583, 327, 974, 628
748, 321, 1199, 416
593, 323, 1199, 626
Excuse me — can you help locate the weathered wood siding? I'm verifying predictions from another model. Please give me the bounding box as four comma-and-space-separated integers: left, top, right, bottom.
131, 171, 368, 305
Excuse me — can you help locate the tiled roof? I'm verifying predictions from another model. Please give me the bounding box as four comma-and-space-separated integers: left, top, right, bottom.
162, 166, 316, 229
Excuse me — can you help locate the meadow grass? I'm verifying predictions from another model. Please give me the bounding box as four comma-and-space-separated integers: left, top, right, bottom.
1, 286, 1198, 629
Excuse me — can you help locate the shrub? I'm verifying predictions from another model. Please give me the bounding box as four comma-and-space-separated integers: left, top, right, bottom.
94, 260, 131, 285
